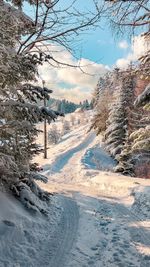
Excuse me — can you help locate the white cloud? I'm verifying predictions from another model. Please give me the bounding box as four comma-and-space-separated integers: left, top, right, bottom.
57, 58, 108, 88
37, 46, 108, 103
118, 40, 128, 49
52, 86, 92, 103
116, 34, 149, 69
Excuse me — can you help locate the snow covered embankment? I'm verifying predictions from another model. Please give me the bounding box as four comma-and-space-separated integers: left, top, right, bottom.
0, 191, 62, 267
131, 186, 150, 220
82, 143, 116, 171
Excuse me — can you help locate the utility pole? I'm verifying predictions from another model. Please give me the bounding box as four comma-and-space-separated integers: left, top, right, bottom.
43, 80, 47, 159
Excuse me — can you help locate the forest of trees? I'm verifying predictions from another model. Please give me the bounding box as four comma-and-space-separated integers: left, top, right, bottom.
0, 0, 103, 211
47, 98, 92, 114
91, 0, 150, 178
0, 0, 149, 213
48, 98, 79, 114
91, 67, 150, 178
0, 2, 150, 266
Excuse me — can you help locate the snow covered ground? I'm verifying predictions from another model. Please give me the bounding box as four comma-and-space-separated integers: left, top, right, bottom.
0, 191, 62, 267
0, 110, 150, 267
82, 143, 117, 171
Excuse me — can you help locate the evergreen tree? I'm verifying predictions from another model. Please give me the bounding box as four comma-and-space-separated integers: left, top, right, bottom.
0, 1, 63, 212
90, 72, 115, 134
49, 99, 79, 114
128, 83, 150, 176
105, 72, 135, 175
90, 90, 111, 134
92, 77, 105, 107
105, 86, 127, 157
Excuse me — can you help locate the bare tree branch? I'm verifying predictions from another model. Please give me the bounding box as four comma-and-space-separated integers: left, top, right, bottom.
17, 0, 103, 57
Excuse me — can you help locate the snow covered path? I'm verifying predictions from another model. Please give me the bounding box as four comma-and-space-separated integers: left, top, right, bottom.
45, 191, 150, 267
36, 122, 150, 267
66, 193, 150, 267
48, 195, 79, 267
1, 117, 149, 267
43, 132, 95, 174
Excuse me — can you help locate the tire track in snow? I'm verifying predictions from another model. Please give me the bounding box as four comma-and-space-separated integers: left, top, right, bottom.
49, 195, 79, 267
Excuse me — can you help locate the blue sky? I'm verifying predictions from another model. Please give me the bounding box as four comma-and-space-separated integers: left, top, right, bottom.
78, 25, 130, 67
23, 1, 146, 103
24, 1, 130, 67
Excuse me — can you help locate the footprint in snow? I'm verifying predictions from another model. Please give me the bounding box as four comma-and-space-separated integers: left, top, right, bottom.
91, 246, 98, 251
112, 236, 120, 243
88, 259, 95, 265
2, 220, 15, 226
0, 220, 15, 236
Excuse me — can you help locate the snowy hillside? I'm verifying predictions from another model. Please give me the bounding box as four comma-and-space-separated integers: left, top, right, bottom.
0, 191, 62, 267
1, 1, 149, 266
0, 110, 150, 267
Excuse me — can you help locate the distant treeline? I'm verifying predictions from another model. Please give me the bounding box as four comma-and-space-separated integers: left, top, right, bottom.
47, 98, 93, 114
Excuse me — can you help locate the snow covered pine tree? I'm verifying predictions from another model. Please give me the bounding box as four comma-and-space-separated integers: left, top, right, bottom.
130, 83, 150, 178
1, 0, 102, 210
113, 72, 135, 176
90, 74, 112, 134
0, 1, 63, 213
105, 70, 135, 176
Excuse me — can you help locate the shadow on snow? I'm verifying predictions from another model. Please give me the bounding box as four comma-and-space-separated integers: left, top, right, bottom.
43, 133, 95, 173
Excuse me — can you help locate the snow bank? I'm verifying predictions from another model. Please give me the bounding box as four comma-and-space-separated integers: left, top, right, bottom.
0, 191, 62, 267
82, 144, 117, 171
131, 186, 150, 220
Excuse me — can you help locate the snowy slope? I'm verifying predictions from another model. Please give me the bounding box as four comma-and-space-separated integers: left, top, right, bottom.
1, 110, 150, 267
36, 110, 150, 267
0, 191, 63, 267
82, 143, 117, 170
131, 186, 150, 220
